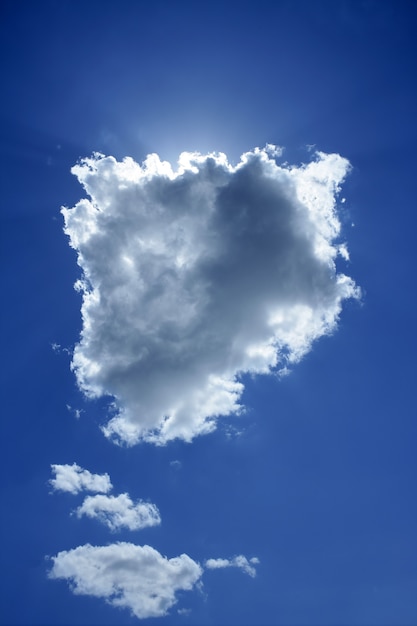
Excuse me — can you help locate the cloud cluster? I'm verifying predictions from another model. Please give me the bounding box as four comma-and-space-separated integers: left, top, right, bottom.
50, 463, 112, 494
48, 463, 258, 618
48, 543, 203, 619
205, 555, 260, 577
50, 464, 160, 532
76, 493, 161, 531
63, 146, 359, 446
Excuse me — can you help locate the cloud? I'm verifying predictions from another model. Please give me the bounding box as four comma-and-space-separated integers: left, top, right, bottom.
62, 146, 359, 445
66, 404, 83, 419
50, 463, 112, 495
48, 542, 203, 619
75, 493, 161, 531
205, 555, 260, 577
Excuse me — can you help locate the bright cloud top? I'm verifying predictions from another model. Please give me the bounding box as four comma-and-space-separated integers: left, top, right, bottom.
50, 463, 112, 494
48, 543, 203, 619
63, 146, 359, 445
76, 493, 161, 531
205, 555, 260, 578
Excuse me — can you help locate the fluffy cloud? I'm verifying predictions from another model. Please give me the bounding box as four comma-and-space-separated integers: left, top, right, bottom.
205, 555, 260, 577
63, 146, 359, 445
50, 463, 112, 494
48, 543, 203, 619
76, 493, 161, 531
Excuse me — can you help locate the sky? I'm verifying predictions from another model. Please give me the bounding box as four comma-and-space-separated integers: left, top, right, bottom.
1, 1, 416, 625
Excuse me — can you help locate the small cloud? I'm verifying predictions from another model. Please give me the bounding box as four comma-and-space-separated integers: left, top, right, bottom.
205, 555, 260, 577
51, 342, 72, 355
276, 362, 291, 377
170, 460, 182, 470
223, 423, 244, 439
49, 463, 112, 495
338, 243, 350, 261
75, 493, 161, 531
264, 143, 283, 157
48, 542, 203, 619
66, 404, 83, 419
177, 607, 191, 616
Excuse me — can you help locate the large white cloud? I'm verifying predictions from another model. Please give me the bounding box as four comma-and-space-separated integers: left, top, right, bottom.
205, 555, 260, 577
62, 146, 359, 445
50, 463, 112, 494
76, 493, 161, 531
48, 542, 203, 619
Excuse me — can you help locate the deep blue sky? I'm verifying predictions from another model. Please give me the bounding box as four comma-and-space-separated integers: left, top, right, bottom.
1, 1, 416, 625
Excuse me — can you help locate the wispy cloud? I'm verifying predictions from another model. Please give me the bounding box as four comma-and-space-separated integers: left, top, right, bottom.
76, 493, 161, 531
205, 555, 260, 577
48, 543, 203, 619
50, 463, 112, 494
62, 146, 359, 446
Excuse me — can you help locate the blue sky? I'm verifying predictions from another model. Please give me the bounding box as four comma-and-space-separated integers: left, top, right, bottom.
1, 1, 416, 624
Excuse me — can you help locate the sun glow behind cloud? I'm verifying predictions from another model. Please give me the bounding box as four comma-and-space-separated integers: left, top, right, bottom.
62, 146, 359, 446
